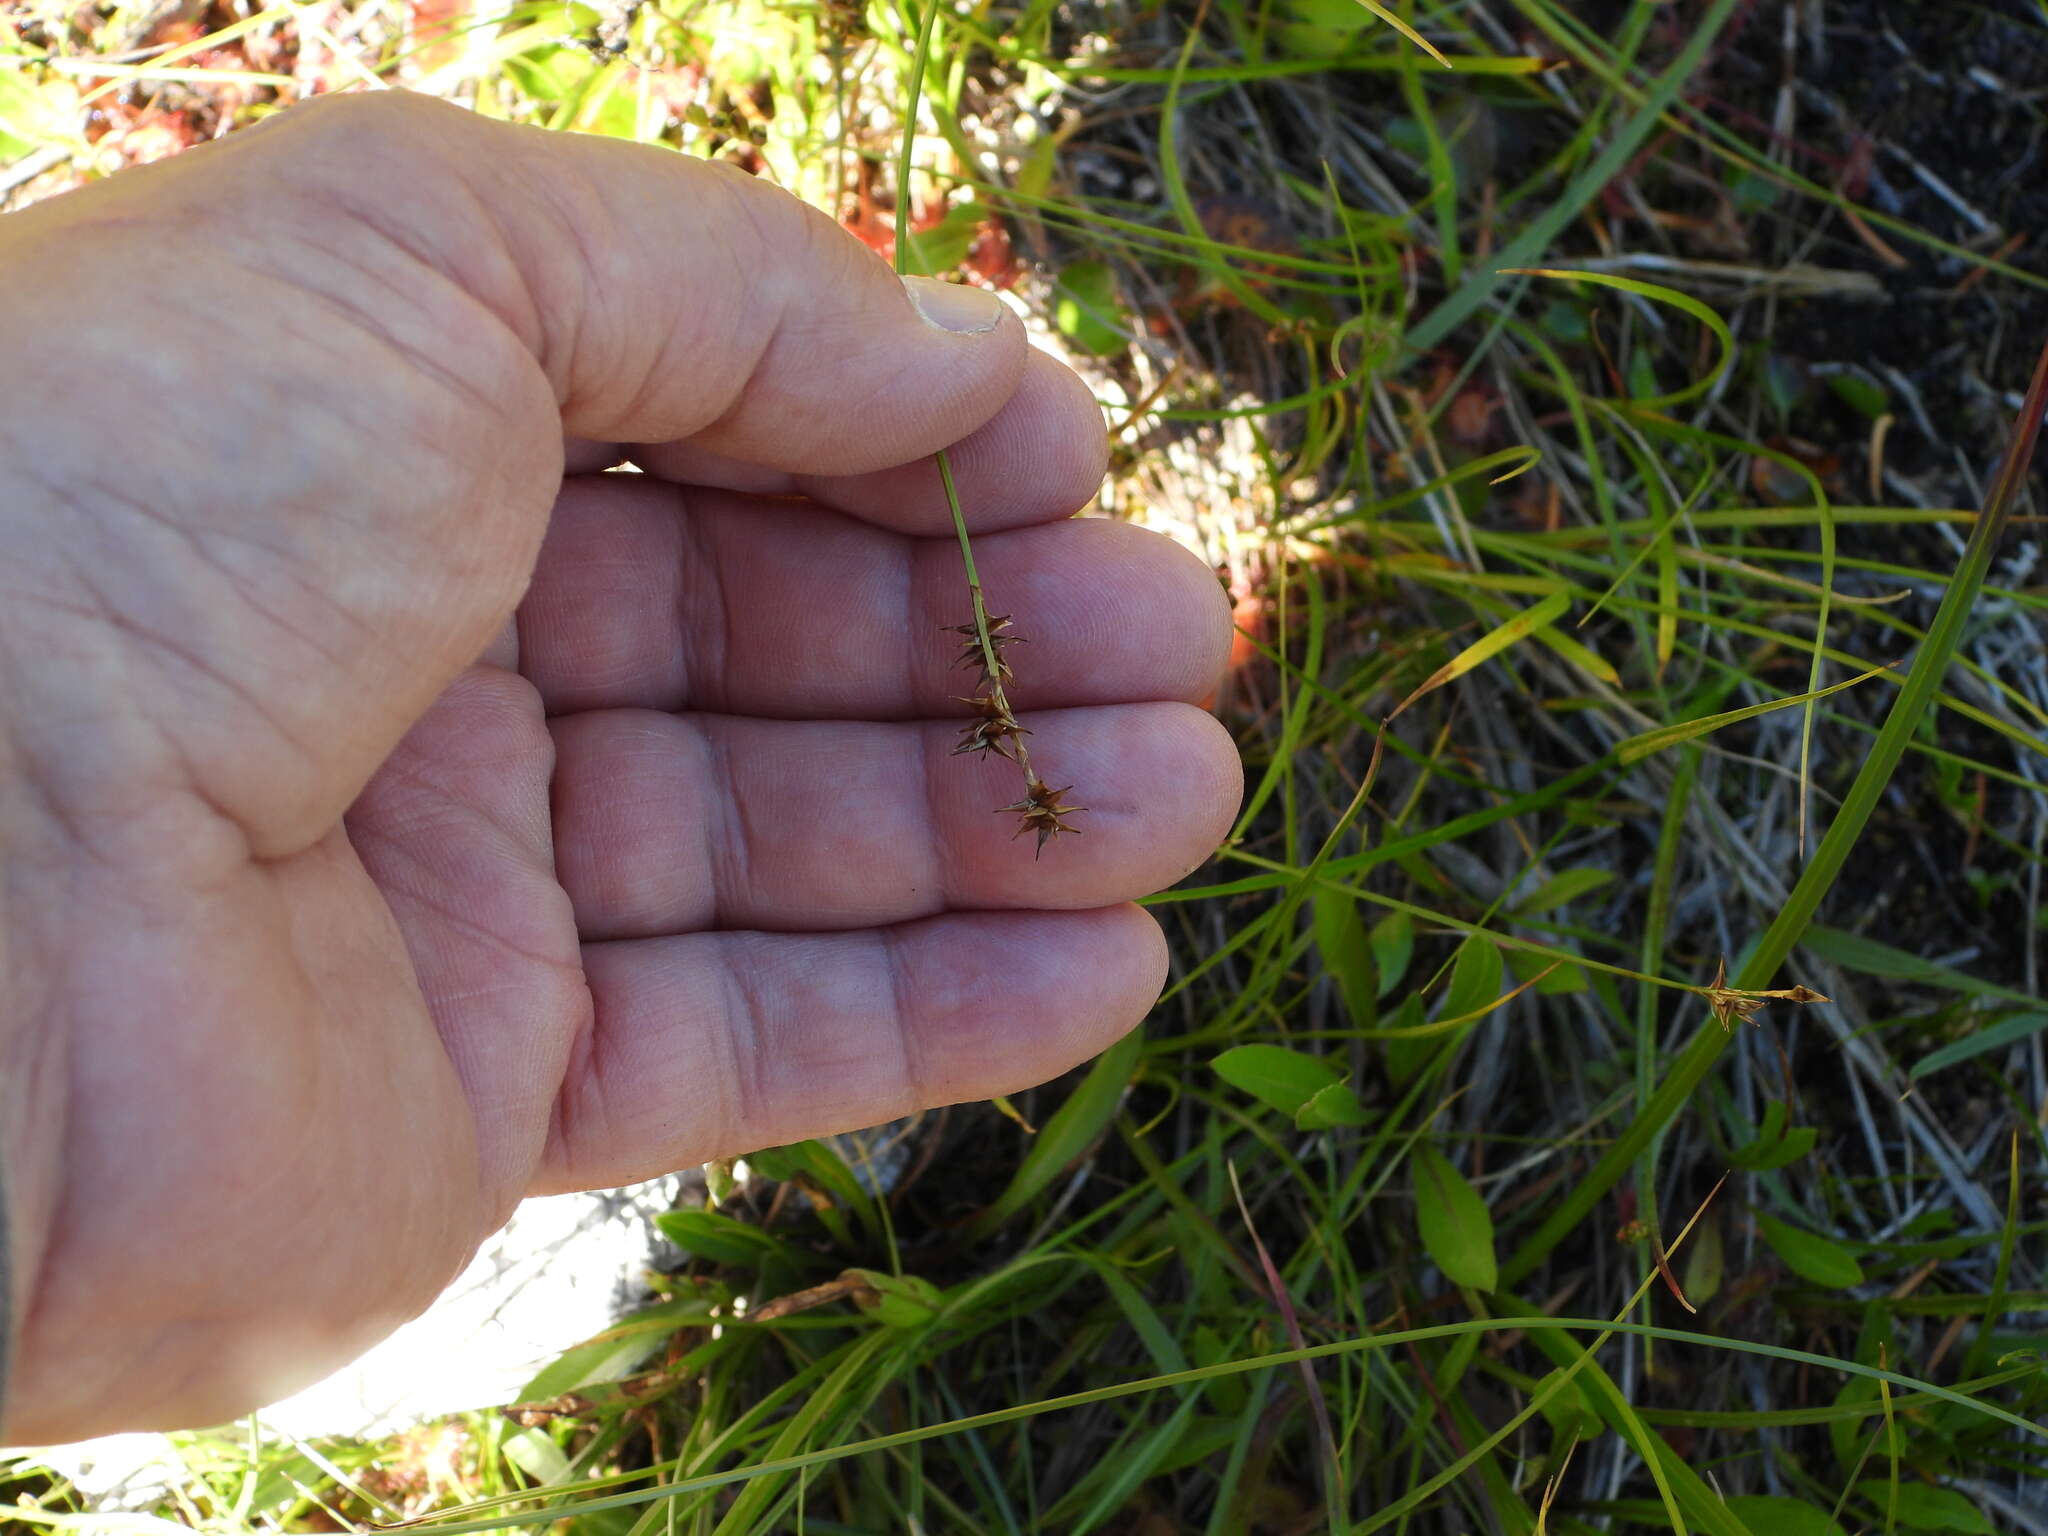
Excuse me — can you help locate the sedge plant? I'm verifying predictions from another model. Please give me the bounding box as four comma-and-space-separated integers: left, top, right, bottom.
895, 0, 1081, 856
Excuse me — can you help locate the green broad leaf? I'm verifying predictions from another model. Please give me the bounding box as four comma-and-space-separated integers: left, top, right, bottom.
1508, 946, 1588, 994
1680, 1211, 1723, 1308
1052, 259, 1128, 356
514, 1295, 720, 1402
1534, 1366, 1601, 1441
1372, 909, 1414, 998
1831, 1376, 1883, 1472
1626, 347, 1661, 402
1510, 867, 1614, 916
1761, 352, 1812, 422
702, 1157, 739, 1206
1413, 1143, 1497, 1291
845, 1268, 943, 1328
1757, 1213, 1866, 1289
1727, 167, 1783, 215
503, 42, 598, 105
655, 1209, 801, 1269
568, 59, 641, 139
1013, 132, 1058, 202
748, 1138, 869, 1205
502, 1426, 572, 1485
1272, 0, 1374, 58
1442, 935, 1505, 1021
1313, 887, 1379, 1029
1382, 993, 1432, 1086
1540, 298, 1590, 344
1828, 371, 1890, 420
1734, 1125, 1817, 1173
1213, 1043, 1345, 1117
1731, 1102, 1818, 1172
899, 200, 988, 277
1852, 1482, 1993, 1534
1295, 1080, 1373, 1131
973, 1026, 1143, 1232
1910, 1011, 2048, 1080
0, 69, 80, 156
1723, 1496, 1846, 1536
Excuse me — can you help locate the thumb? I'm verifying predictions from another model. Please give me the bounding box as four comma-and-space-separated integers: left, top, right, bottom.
0, 90, 1028, 859
305, 92, 1028, 470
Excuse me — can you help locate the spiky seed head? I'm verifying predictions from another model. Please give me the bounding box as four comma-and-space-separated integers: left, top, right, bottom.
997, 777, 1083, 857
951, 693, 1030, 759
948, 613, 1025, 681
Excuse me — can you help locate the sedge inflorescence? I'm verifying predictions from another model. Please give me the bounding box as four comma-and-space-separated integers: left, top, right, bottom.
948, 612, 1082, 855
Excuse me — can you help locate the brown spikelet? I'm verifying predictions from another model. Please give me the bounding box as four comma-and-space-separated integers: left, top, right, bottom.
997, 778, 1085, 857
1703, 956, 1832, 1032
952, 694, 1030, 759
949, 613, 1024, 681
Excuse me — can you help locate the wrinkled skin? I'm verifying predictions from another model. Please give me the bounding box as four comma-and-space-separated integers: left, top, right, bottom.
0, 91, 1240, 1442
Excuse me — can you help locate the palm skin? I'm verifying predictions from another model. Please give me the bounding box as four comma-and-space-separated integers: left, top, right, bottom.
0, 92, 1239, 1442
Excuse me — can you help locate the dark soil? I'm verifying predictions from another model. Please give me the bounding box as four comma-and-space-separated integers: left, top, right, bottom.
1703, 1, 2048, 987
1724, 0, 2048, 484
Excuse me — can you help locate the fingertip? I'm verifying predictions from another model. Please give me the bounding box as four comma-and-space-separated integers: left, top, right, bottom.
1161, 704, 1247, 870
793, 347, 1107, 532
1102, 901, 1171, 1019
1145, 527, 1236, 707
686, 223, 1031, 475
956, 905, 1164, 1086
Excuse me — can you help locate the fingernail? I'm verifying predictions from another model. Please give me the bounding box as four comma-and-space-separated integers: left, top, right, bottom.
903, 274, 1004, 334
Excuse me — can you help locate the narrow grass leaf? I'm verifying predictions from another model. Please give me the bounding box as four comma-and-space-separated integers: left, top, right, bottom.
1804, 925, 2038, 1006
1413, 1144, 1498, 1292
1617, 660, 1895, 765
1910, 1012, 2048, 1079
1387, 590, 1571, 721
1505, 269, 1735, 411
1350, 0, 1450, 66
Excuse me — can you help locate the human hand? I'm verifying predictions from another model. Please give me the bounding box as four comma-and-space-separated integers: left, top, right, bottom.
0, 91, 1239, 1442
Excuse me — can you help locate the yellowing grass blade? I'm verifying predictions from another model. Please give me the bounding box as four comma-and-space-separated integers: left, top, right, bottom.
1353, 0, 1451, 67
1388, 591, 1571, 722
1531, 623, 1620, 688
1617, 659, 1896, 767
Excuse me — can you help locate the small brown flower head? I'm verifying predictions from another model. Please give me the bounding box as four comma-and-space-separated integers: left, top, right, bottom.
1704, 956, 1831, 1032
949, 613, 1025, 682
952, 693, 1030, 759
998, 777, 1084, 857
